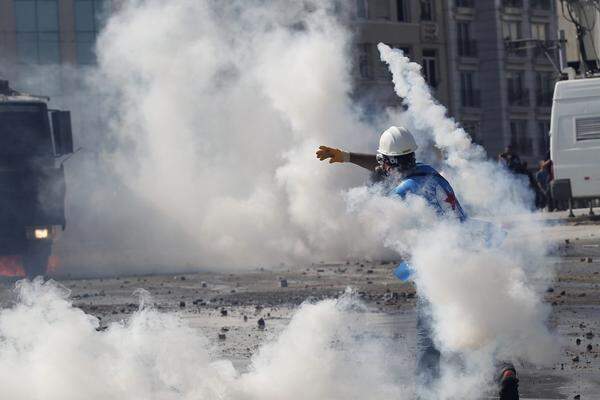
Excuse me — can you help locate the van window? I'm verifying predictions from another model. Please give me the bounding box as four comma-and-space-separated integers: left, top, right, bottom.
575, 116, 600, 141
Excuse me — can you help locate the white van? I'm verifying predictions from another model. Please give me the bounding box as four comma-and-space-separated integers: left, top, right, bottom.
550, 77, 600, 207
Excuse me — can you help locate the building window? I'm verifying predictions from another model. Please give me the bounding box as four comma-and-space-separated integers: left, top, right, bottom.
502, 20, 522, 41
537, 120, 550, 155
460, 71, 480, 107
14, 0, 60, 64
531, 0, 551, 10
357, 43, 372, 79
503, 20, 526, 57
455, 0, 474, 7
420, 0, 434, 21
531, 22, 548, 41
356, 0, 368, 18
457, 21, 477, 57
74, 0, 110, 65
397, 0, 410, 22
422, 49, 437, 88
510, 120, 532, 155
535, 72, 554, 107
507, 70, 529, 106
369, 0, 390, 20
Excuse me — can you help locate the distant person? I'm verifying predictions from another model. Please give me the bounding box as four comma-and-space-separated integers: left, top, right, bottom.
536, 160, 553, 211
499, 145, 522, 173
519, 161, 539, 210
316, 126, 519, 400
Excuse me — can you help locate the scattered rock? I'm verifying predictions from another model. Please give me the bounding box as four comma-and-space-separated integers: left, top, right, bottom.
406, 293, 415, 299
574, 395, 580, 399
366, 269, 373, 274
546, 287, 554, 293
180, 276, 186, 281
221, 309, 228, 317
560, 290, 566, 296
221, 327, 229, 332
243, 315, 248, 322
576, 338, 582, 346
586, 344, 593, 352
218, 333, 226, 340
257, 318, 266, 330
586, 331, 594, 339
279, 278, 288, 288
179, 301, 186, 308
201, 282, 207, 288
572, 356, 579, 363
587, 257, 593, 263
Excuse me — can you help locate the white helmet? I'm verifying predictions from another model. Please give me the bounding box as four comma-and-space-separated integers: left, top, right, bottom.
377, 126, 418, 156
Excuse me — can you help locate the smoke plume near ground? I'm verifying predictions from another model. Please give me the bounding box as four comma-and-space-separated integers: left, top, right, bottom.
0, 279, 412, 400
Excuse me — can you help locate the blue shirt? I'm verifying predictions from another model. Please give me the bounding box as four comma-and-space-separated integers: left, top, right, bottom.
391, 163, 467, 221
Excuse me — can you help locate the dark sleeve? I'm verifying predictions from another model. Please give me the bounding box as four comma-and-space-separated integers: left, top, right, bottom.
348, 152, 378, 171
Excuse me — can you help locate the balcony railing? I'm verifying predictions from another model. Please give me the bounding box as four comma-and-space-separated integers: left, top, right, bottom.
536, 90, 553, 107
505, 41, 527, 58
461, 89, 481, 108
531, 0, 551, 10
502, 0, 523, 7
458, 39, 478, 57
508, 88, 530, 106
455, 0, 474, 7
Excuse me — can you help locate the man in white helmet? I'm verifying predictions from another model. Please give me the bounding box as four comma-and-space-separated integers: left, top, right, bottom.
316, 126, 519, 400
317, 126, 467, 220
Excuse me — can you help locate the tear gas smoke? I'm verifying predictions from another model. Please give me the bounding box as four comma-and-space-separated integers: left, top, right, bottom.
2, 0, 559, 398
50, 0, 392, 273
0, 279, 412, 400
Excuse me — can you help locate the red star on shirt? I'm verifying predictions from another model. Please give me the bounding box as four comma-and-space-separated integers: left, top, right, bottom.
444, 192, 457, 210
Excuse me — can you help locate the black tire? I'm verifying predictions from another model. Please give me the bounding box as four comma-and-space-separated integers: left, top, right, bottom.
22, 242, 51, 279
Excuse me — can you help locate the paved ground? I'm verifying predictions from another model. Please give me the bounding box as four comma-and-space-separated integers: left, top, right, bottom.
0, 209, 599, 399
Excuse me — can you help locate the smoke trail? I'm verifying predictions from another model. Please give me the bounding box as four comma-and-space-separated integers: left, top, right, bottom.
0, 279, 412, 400
354, 44, 558, 398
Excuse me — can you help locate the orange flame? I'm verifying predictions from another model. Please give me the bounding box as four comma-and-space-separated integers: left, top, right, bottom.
0, 256, 25, 277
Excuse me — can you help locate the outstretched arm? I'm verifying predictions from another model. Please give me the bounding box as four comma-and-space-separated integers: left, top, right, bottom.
316, 146, 378, 171
348, 152, 379, 171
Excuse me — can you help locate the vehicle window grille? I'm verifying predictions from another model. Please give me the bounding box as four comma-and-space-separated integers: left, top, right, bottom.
575, 116, 600, 141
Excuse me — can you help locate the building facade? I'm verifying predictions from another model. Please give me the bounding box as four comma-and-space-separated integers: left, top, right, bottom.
0, 0, 112, 95
444, 0, 558, 164
352, 0, 451, 110
556, 0, 600, 75
1, 0, 562, 164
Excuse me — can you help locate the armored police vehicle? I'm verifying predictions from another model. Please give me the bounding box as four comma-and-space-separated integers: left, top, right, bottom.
0, 80, 73, 277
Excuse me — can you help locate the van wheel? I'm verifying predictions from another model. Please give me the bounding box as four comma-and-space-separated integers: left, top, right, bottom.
22, 242, 51, 279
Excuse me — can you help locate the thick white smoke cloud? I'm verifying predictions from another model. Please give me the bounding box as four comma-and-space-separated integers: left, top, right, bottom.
53, 0, 394, 272
0, 279, 412, 400
4, 1, 560, 397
